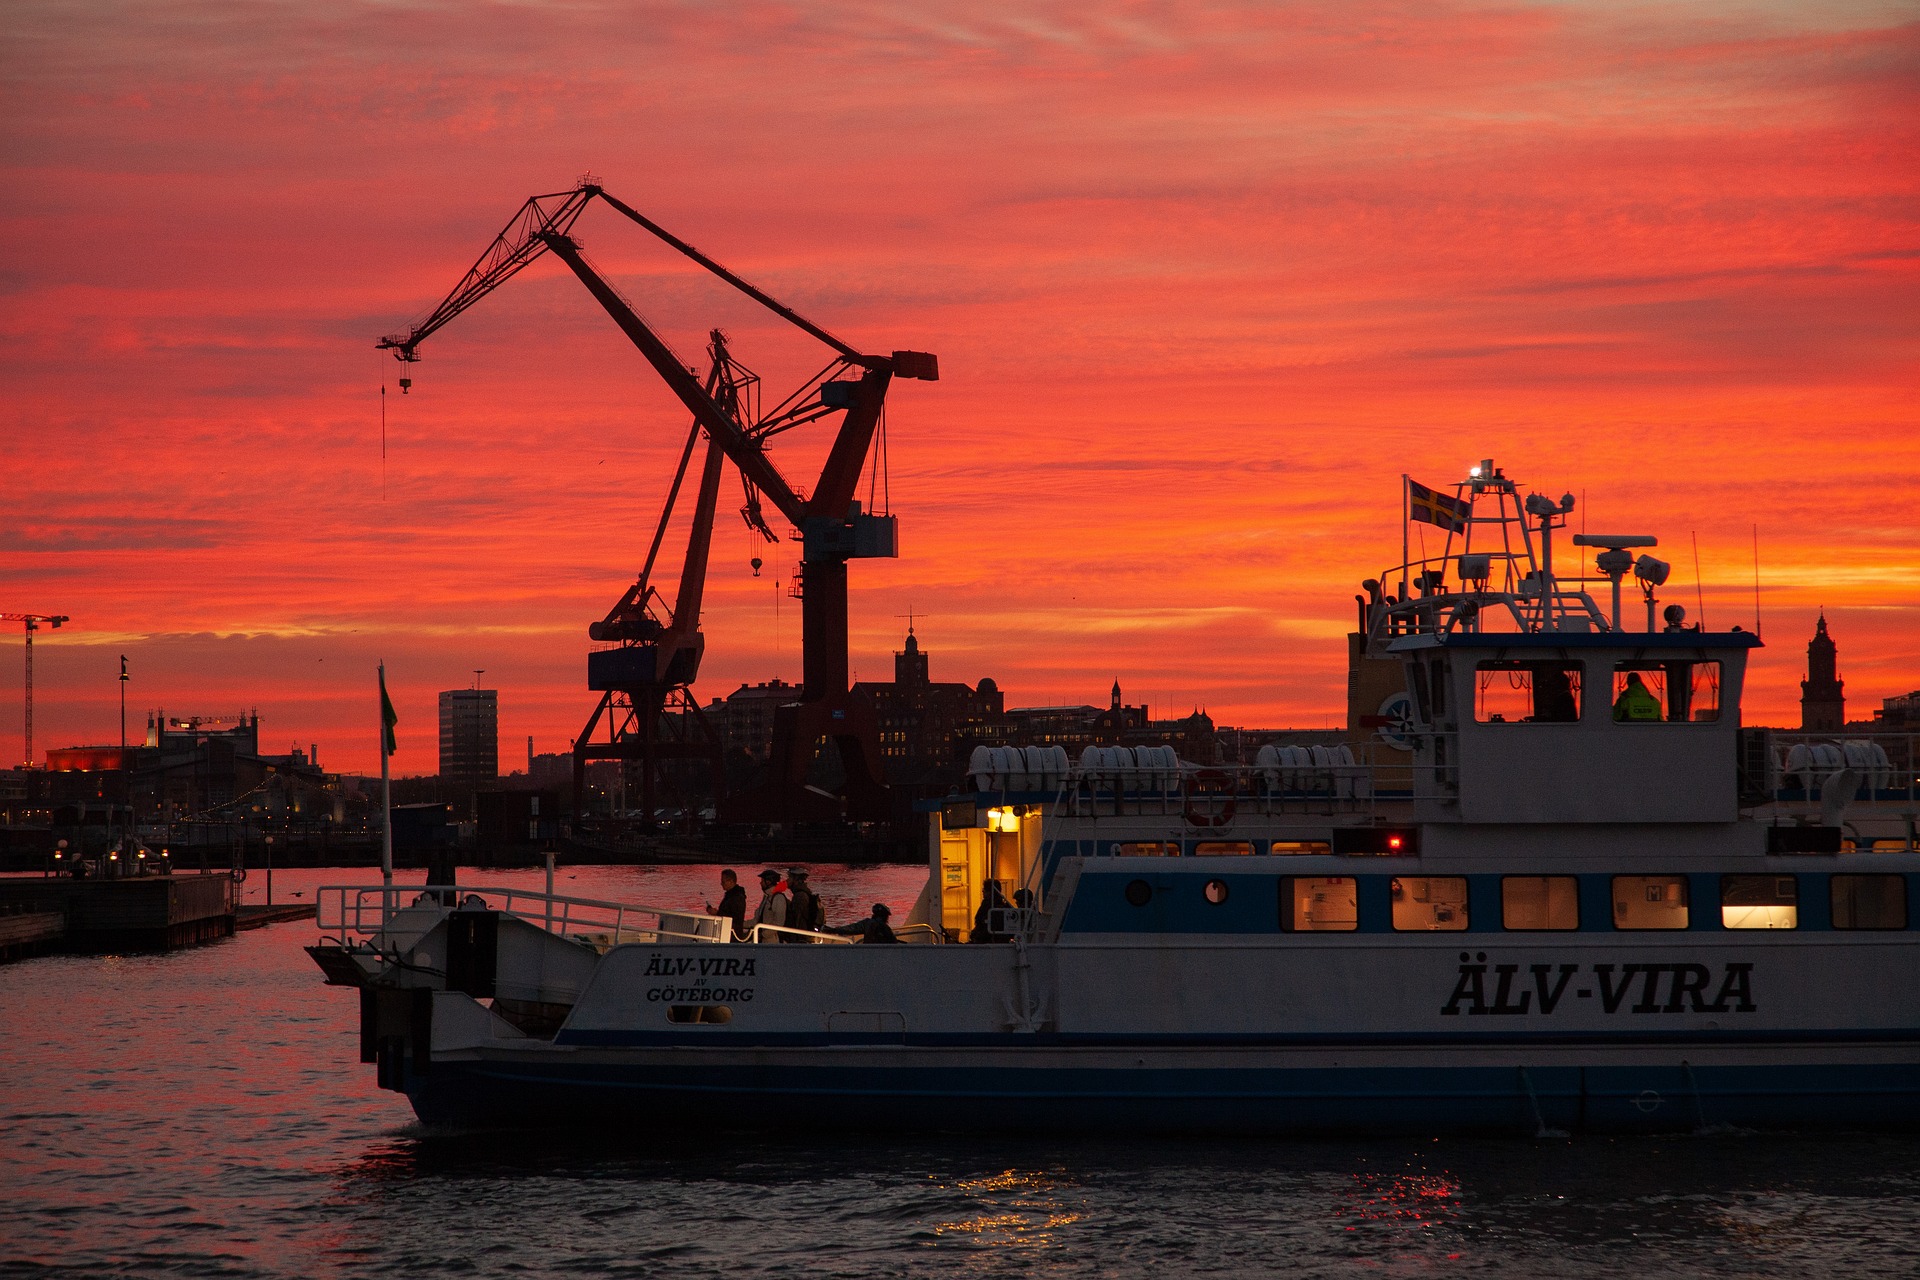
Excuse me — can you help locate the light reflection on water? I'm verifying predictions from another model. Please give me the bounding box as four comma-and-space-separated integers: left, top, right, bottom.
1, 865, 1916, 1278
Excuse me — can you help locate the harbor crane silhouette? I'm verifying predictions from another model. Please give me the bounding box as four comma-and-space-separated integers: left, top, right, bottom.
378, 180, 938, 826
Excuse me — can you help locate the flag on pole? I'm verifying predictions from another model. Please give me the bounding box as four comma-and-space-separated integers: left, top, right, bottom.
1407, 479, 1471, 532
379, 664, 398, 757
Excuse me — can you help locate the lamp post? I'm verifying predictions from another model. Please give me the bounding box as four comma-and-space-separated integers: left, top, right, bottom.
264, 834, 273, 906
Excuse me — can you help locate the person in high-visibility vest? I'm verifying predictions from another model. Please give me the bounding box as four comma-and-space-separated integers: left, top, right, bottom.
1613, 672, 1663, 722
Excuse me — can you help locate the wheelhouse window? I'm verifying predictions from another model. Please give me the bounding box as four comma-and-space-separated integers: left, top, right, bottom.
1611, 661, 1721, 723
1721, 875, 1797, 929
1283, 877, 1357, 931
1613, 875, 1689, 929
1390, 876, 1468, 931
1475, 661, 1582, 723
1502, 875, 1579, 930
1831, 875, 1907, 930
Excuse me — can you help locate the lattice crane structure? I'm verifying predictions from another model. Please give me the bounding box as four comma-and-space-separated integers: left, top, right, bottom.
3, 612, 68, 767
378, 181, 939, 826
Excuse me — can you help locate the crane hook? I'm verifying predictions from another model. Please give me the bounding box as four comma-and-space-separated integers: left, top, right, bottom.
751, 556, 763, 577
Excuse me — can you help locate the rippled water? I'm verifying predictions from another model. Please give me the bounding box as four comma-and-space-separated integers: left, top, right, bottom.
3, 865, 1917, 1278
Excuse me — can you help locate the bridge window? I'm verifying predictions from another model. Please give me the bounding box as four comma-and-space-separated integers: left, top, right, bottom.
1502, 875, 1579, 930
1283, 877, 1357, 931
1474, 661, 1582, 723
1721, 875, 1797, 929
1391, 876, 1468, 930
1611, 661, 1721, 723
1612, 875, 1689, 929
1831, 875, 1907, 930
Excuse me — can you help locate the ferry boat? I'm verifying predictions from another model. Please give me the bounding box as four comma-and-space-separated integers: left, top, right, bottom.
308, 460, 1919, 1134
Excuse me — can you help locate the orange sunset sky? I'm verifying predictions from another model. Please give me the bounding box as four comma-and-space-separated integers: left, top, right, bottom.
3, 0, 1916, 777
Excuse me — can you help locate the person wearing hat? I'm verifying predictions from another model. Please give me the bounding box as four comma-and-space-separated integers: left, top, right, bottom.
785, 868, 824, 939
751, 869, 790, 935
854, 902, 897, 944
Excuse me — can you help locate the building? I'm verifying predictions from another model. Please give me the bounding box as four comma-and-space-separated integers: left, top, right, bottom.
41, 711, 342, 827
1800, 613, 1845, 732
851, 629, 1005, 784
704, 678, 801, 763
438, 689, 499, 792
1872, 690, 1920, 732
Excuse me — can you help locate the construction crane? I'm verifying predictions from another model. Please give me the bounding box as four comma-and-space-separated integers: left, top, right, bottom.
3, 612, 68, 767
378, 181, 939, 825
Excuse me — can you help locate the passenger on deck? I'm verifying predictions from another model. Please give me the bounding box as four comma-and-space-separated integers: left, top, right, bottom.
1613, 673, 1663, 722
973, 880, 1011, 943
707, 869, 747, 941
751, 869, 790, 935
786, 869, 824, 933
854, 903, 897, 944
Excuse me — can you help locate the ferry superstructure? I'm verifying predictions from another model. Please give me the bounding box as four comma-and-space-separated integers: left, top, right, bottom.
309, 461, 1919, 1134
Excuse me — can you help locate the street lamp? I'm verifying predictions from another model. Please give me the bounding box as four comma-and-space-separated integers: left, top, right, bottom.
264, 834, 274, 906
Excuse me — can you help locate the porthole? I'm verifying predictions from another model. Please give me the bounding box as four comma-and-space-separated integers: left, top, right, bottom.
1125, 879, 1153, 907
667, 1004, 733, 1025
1204, 879, 1230, 904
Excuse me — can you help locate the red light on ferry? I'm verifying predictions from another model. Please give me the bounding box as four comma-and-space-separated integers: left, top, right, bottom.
1387, 835, 1404, 850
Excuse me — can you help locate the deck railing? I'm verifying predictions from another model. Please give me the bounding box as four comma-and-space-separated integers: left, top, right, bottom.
315, 884, 727, 949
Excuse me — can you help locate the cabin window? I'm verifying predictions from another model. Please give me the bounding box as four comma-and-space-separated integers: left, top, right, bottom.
1611, 661, 1722, 723
1830, 875, 1907, 930
1268, 841, 1333, 856
1116, 842, 1178, 857
1428, 658, 1448, 718
1721, 874, 1797, 929
1390, 876, 1468, 931
1612, 875, 1690, 929
1204, 879, 1230, 904
1502, 875, 1580, 930
1283, 877, 1358, 931
666, 1005, 732, 1025
1474, 661, 1582, 723
1409, 663, 1431, 724
1195, 841, 1255, 856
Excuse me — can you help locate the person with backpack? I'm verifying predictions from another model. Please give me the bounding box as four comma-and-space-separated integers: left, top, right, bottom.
784, 868, 824, 939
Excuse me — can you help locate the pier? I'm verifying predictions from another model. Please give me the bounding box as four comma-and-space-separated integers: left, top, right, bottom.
0, 873, 236, 956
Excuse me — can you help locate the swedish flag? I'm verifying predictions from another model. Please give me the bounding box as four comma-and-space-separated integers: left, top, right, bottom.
1408, 479, 1471, 532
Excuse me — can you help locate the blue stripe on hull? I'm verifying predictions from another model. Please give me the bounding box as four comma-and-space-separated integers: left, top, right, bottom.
401, 1061, 1920, 1137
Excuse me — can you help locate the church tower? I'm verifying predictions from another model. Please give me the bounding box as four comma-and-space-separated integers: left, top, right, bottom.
895, 627, 929, 688
1800, 612, 1845, 732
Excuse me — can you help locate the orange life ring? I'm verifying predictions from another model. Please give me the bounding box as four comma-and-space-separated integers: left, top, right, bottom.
1183, 769, 1237, 828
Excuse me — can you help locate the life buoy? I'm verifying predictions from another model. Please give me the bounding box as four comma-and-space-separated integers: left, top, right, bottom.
1183, 769, 1237, 828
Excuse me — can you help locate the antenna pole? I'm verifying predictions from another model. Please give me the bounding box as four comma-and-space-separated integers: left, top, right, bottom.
1752, 524, 1763, 639
1690, 531, 1706, 628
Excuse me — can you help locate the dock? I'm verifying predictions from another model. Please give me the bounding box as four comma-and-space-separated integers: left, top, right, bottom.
236, 902, 317, 930
0, 909, 66, 960
0, 873, 236, 956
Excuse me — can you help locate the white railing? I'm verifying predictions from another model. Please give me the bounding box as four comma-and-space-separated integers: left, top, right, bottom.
744, 922, 855, 945
315, 884, 728, 949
